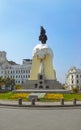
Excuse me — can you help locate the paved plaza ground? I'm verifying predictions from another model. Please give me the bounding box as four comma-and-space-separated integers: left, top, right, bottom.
0, 100, 81, 106
0, 106, 81, 130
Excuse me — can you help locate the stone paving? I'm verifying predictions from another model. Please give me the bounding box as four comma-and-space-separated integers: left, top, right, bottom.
0, 107, 81, 130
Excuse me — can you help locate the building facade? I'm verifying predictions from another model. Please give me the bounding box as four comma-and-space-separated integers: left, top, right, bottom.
65, 67, 81, 90
0, 51, 32, 85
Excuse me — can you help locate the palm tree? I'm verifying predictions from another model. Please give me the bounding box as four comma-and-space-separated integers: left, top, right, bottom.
0, 77, 5, 90
11, 78, 15, 90
4, 77, 15, 90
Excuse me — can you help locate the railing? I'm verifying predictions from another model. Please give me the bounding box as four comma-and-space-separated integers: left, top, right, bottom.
17, 98, 80, 106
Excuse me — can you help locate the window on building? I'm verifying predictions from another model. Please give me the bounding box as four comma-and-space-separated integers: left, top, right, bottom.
23, 75, 25, 78
23, 70, 25, 73
35, 84, 38, 88
46, 86, 49, 89
72, 80, 73, 84
39, 81, 42, 84
80, 75, 81, 78
22, 81, 23, 83
72, 75, 73, 78
39, 75, 43, 80
18, 81, 20, 83
77, 80, 79, 84
76, 75, 78, 78
16, 81, 17, 83
26, 70, 28, 73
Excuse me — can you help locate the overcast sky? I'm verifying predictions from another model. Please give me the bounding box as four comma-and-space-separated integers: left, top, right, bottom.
0, 0, 81, 83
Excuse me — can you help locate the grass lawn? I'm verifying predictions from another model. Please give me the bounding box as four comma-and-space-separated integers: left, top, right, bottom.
0, 92, 29, 101
0, 92, 13, 100
64, 93, 81, 101
0, 92, 81, 101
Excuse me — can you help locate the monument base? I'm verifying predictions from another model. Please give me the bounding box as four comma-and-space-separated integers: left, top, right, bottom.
22, 79, 62, 90
13, 89, 71, 94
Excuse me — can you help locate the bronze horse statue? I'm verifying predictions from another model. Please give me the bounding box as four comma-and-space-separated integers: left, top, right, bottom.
39, 26, 48, 44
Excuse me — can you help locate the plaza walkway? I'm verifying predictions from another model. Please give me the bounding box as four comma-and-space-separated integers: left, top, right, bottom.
0, 99, 81, 107
0, 107, 81, 130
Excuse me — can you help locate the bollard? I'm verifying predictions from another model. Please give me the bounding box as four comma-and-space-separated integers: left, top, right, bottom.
18, 98, 22, 105
60, 98, 64, 105
73, 98, 76, 105
31, 98, 35, 106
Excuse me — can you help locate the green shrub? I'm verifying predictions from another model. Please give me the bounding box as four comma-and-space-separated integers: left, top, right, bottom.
14, 84, 22, 90
72, 87, 79, 93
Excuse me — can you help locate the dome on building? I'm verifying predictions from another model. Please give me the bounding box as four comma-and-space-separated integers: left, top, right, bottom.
33, 44, 53, 59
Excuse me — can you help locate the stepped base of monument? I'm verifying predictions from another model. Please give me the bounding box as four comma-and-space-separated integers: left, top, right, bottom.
23, 79, 63, 90
13, 89, 71, 94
